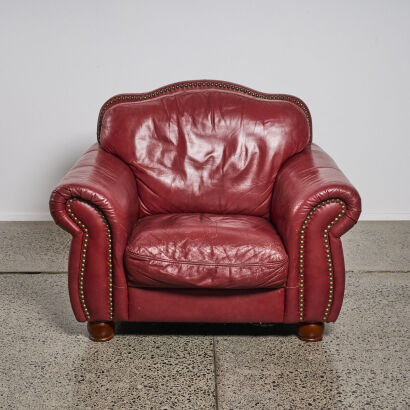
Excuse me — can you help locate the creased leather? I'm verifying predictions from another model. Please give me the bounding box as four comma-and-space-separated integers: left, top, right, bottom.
100, 89, 310, 217
50, 82, 361, 326
49, 144, 138, 321
271, 143, 361, 322
125, 213, 288, 289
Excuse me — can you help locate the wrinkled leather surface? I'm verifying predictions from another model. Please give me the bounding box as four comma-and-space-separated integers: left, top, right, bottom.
49, 144, 138, 321
100, 88, 310, 217
271, 144, 361, 322
125, 213, 288, 289
50, 81, 361, 325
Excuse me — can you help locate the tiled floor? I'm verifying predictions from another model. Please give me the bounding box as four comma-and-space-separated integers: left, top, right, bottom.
0, 272, 409, 409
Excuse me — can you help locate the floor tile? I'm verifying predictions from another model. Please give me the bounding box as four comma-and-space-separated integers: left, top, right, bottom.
0, 222, 70, 272
0, 274, 216, 409
214, 272, 410, 409
343, 221, 410, 272
1, 272, 409, 409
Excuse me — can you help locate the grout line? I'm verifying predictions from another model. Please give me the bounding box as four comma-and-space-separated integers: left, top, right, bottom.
212, 336, 219, 410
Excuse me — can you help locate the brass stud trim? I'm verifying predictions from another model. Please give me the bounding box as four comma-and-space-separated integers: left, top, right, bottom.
298, 198, 346, 322
66, 197, 114, 321
97, 81, 311, 141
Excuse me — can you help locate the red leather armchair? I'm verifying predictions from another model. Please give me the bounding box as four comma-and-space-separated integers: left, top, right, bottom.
50, 80, 361, 342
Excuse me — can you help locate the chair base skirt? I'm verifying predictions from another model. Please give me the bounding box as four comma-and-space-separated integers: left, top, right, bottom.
127, 287, 285, 323
86, 290, 324, 342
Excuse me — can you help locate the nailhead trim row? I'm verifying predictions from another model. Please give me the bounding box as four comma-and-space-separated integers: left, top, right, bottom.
66, 198, 113, 321
298, 198, 346, 322
97, 80, 311, 139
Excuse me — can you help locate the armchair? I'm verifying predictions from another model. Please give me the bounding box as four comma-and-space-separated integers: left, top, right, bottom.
50, 80, 361, 342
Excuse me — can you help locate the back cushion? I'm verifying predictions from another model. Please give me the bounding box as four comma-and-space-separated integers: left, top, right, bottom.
99, 83, 310, 217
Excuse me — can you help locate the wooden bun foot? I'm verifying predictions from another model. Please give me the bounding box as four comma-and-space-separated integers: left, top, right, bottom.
297, 322, 324, 342
87, 321, 115, 342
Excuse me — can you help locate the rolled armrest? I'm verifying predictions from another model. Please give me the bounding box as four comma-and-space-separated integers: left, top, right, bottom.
272, 143, 361, 238
272, 143, 361, 323
50, 144, 138, 322
50, 143, 138, 233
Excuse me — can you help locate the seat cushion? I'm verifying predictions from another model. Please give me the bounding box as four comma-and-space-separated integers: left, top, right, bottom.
124, 213, 288, 289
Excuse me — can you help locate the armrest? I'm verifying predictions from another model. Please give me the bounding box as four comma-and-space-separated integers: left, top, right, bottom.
271, 143, 361, 323
50, 143, 138, 233
272, 143, 361, 238
49, 143, 138, 322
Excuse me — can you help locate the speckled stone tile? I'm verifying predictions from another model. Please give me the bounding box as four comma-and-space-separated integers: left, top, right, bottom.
1, 273, 409, 409
0, 222, 70, 272
342, 221, 410, 272
0, 274, 216, 409
214, 272, 410, 410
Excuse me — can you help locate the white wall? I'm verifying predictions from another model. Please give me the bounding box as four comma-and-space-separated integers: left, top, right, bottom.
1, 0, 409, 221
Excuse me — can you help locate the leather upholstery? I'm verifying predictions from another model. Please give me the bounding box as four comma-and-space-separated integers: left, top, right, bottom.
49, 144, 138, 321
271, 144, 361, 322
125, 213, 288, 289
99, 83, 310, 217
49, 80, 361, 326
128, 287, 285, 323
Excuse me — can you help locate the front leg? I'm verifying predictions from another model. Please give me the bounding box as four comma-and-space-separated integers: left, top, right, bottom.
87, 321, 115, 342
297, 322, 324, 342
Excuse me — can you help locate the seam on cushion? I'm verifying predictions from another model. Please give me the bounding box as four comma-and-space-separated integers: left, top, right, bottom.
126, 249, 287, 269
